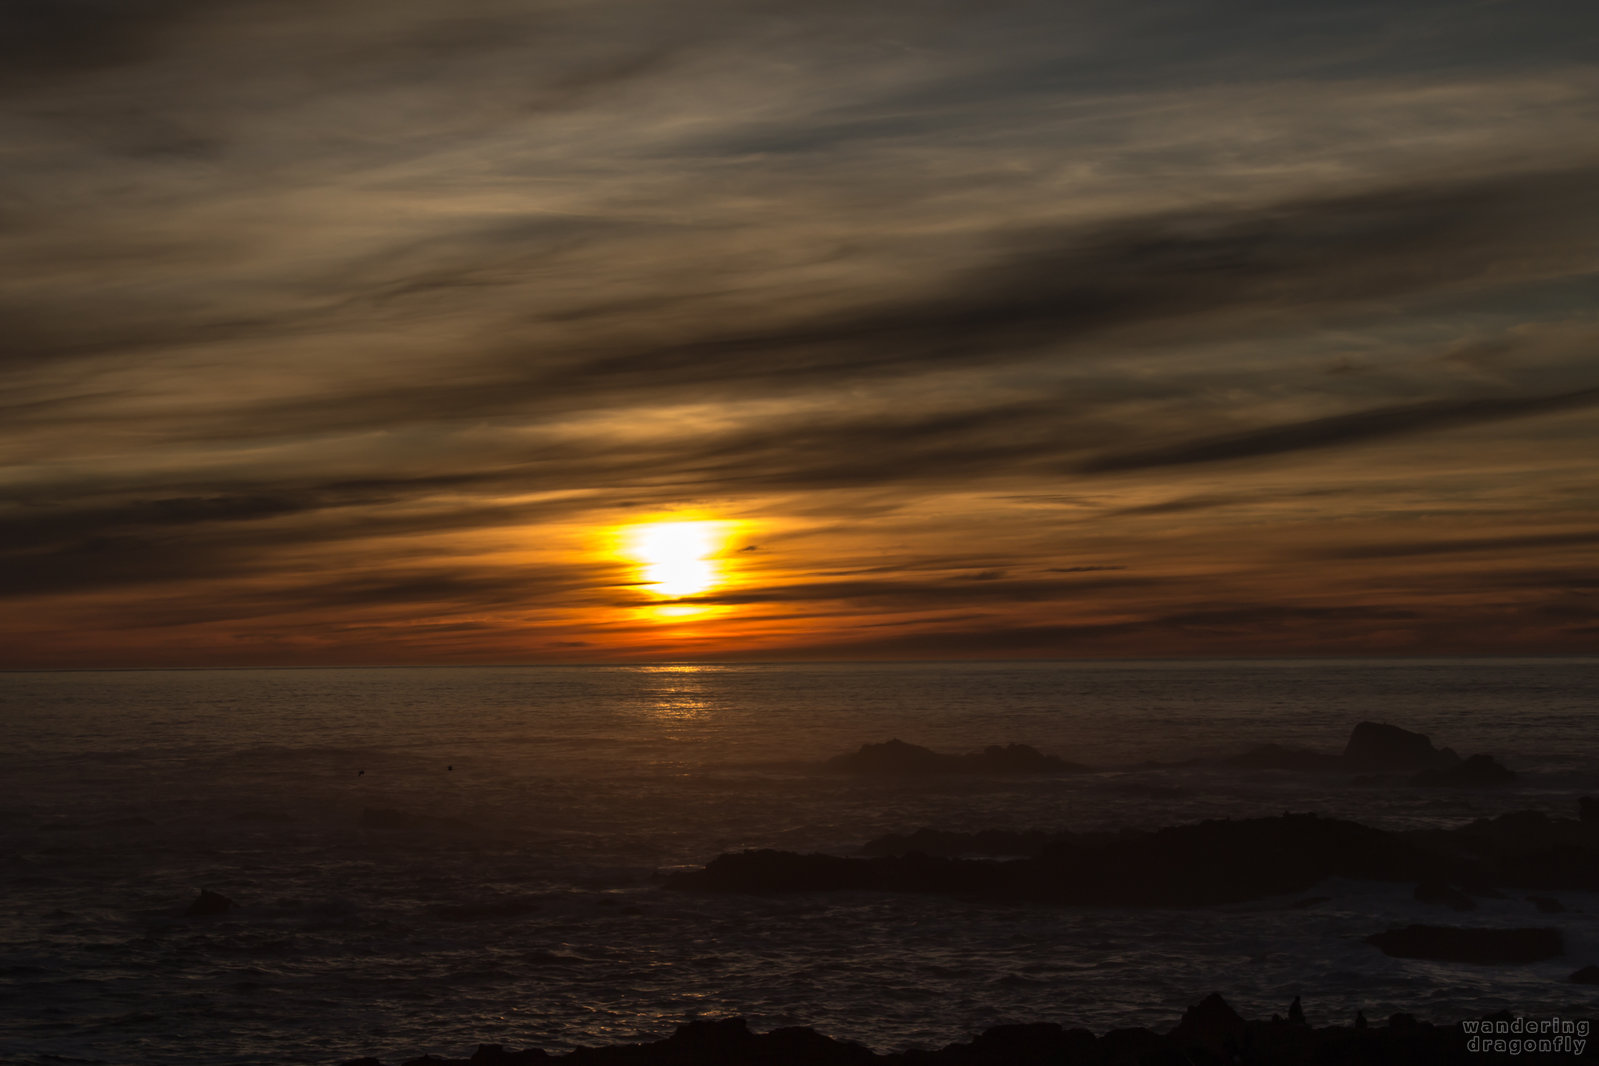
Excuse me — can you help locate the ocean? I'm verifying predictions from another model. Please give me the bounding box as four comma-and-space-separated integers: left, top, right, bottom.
2, 659, 1596, 1065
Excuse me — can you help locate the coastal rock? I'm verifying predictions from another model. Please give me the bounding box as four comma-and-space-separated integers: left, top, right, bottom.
1527, 895, 1565, 914
861, 828, 1060, 858
931, 1022, 1093, 1066
1571, 965, 1599, 984
1169, 992, 1247, 1056
470, 1045, 550, 1064
350, 999, 1599, 1066
824, 739, 1088, 776
1582, 796, 1598, 823
670, 813, 1432, 907
1342, 722, 1458, 772
185, 889, 235, 917
1365, 924, 1563, 964
1412, 753, 1516, 787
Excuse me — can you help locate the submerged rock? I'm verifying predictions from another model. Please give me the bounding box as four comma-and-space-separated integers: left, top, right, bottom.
1412, 753, 1516, 787
1342, 721, 1458, 772
1365, 924, 1563, 964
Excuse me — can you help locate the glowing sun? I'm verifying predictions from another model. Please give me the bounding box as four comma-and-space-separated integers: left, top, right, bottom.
629, 521, 724, 597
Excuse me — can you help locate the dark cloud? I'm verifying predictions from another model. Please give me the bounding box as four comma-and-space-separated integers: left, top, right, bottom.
1079, 385, 1599, 473
680, 572, 1154, 608
1320, 529, 1599, 561
0, 0, 206, 84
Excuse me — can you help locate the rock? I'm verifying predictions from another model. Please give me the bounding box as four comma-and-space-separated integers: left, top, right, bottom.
1287, 996, 1305, 1025
1342, 722, 1457, 772
957, 1022, 1088, 1066
1095, 1027, 1166, 1064
861, 828, 1059, 858
1169, 992, 1246, 1055
1365, 924, 1563, 964
1412, 753, 1516, 786
1527, 894, 1565, 914
1582, 796, 1598, 823
1571, 965, 1599, 984
186, 889, 235, 917
1413, 878, 1476, 910
671, 813, 1440, 907
470, 1045, 548, 1064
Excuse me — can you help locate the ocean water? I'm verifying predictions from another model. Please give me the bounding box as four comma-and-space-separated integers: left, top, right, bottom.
2, 659, 1597, 1065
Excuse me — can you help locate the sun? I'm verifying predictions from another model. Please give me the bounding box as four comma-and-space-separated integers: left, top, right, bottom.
629, 520, 724, 598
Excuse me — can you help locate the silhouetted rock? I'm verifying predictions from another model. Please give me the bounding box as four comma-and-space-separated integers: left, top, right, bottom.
1413, 878, 1476, 910
1169, 993, 1247, 1057
1582, 796, 1598, 823
1571, 965, 1599, 984
824, 739, 1088, 775
1365, 924, 1563, 964
1412, 752, 1516, 786
861, 828, 1061, 857
940, 1022, 1092, 1066
1342, 721, 1458, 772
670, 813, 1434, 907
351, 998, 1599, 1066
1287, 997, 1305, 1025
186, 889, 235, 917
470, 1045, 549, 1064
1527, 894, 1566, 914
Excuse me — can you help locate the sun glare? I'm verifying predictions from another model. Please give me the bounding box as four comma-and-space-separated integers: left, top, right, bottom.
630, 521, 724, 598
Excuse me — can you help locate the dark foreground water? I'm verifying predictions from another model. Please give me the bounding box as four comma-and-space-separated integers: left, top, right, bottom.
2, 660, 1597, 1065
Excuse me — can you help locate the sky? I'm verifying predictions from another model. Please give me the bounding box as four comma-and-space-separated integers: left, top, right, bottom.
2, 0, 1598, 666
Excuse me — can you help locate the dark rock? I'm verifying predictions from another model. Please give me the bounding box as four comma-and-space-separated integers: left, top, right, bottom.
824, 739, 1088, 776
671, 813, 1434, 907
1571, 965, 1599, 984
1342, 722, 1458, 772
1287, 997, 1305, 1026
762, 1025, 877, 1065
1365, 924, 1563, 964
341, 1059, 385, 1066
1527, 894, 1566, 914
957, 1022, 1082, 1066
861, 828, 1060, 858
1169, 992, 1246, 1055
470, 1045, 548, 1064
1413, 878, 1476, 910
186, 889, 235, 917
1413, 753, 1516, 786
1582, 796, 1598, 823
1095, 1027, 1166, 1065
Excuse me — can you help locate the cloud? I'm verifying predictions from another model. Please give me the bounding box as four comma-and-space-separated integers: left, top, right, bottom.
1079, 385, 1599, 473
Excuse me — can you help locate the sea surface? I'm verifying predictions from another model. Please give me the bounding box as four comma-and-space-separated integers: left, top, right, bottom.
2, 659, 1597, 1065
